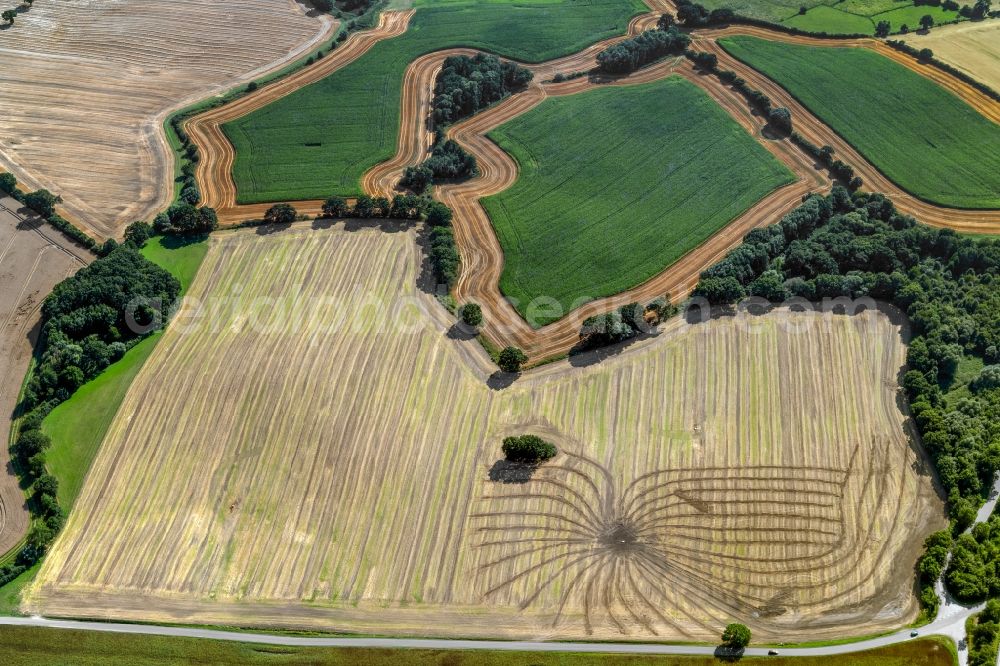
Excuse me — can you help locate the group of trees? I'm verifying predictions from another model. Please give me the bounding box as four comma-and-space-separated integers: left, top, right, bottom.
1, 0, 32, 26
153, 201, 218, 235
577, 297, 677, 351
595, 26, 690, 74
23, 245, 180, 410
432, 54, 533, 125
502, 434, 556, 463
692, 186, 1000, 611
967, 599, 1000, 666
400, 139, 478, 194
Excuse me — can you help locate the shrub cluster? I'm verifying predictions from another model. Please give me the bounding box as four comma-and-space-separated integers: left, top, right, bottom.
23, 246, 180, 410
401, 140, 478, 194
432, 54, 533, 125
968, 600, 1000, 666
502, 435, 556, 463
595, 27, 690, 74
577, 297, 678, 351
153, 201, 218, 235
693, 186, 1000, 610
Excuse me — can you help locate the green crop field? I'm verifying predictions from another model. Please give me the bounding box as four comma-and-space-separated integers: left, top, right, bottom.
720, 36, 1000, 209
697, 0, 958, 34
224, 0, 647, 203
481, 76, 794, 325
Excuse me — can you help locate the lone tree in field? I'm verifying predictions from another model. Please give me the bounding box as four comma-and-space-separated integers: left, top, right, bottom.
502, 435, 556, 464
2, 10, 14, 25
721, 622, 752, 649
497, 346, 527, 373
459, 301, 483, 328
264, 203, 297, 225
875, 20, 891, 37
919, 13, 934, 30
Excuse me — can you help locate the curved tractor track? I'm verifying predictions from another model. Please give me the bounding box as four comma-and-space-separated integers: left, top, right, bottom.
187, 2, 1000, 363
184, 9, 414, 224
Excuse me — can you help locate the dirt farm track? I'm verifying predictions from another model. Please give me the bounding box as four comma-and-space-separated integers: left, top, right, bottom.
25, 222, 945, 641
184, 3, 1000, 364
0, 0, 335, 238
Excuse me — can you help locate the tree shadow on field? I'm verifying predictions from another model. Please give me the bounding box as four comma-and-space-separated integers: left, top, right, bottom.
160, 233, 208, 249
253, 222, 293, 236
488, 459, 538, 484
413, 225, 440, 298
342, 217, 411, 235
487, 371, 518, 390
567, 330, 657, 369
713, 645, 745, 662
447, 322, 477, 341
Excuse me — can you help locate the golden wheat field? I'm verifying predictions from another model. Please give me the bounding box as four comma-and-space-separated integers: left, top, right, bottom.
0, 0, 333, 237
899, 20, 1000, 92
25, 223, 944, 641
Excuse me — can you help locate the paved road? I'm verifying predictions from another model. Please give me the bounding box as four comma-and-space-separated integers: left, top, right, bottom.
0, 614, 948, 657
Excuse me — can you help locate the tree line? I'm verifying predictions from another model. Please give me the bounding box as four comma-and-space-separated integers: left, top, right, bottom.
692, 186, 1000, 615
595, 25, 690, 74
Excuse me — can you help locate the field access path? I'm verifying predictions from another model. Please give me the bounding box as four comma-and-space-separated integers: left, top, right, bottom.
185, 1, 1000, 363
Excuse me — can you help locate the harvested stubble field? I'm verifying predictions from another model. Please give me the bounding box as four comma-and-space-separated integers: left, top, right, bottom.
27, 224, 943, 641
481, 76, 793, 325
718, 36, 1000, 210
223, 0, 647, 203
900, 20, 1000, 92
0, 0, 333, 237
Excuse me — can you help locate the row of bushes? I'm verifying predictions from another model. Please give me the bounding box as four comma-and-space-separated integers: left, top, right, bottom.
789, 132, 863, 190
691, 186, 1000, 616
0, 171, 105, 253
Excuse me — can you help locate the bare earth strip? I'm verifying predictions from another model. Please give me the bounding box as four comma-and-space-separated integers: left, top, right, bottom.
0, 197, 92, 556
26, 223, 944, 642
0, 0, 334, 238
898, 20, 1000, 93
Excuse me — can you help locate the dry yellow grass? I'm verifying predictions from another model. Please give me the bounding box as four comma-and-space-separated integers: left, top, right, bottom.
0, 0, 334, 238
899, 20, 1000, 92
26, 223, 944, 641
